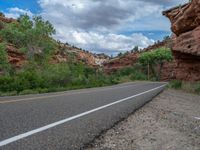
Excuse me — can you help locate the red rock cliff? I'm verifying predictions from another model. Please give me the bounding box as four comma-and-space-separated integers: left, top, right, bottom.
163, 0, 200, 81
103, 41, 167, 74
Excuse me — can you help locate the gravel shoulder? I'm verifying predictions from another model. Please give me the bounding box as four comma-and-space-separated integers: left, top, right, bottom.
85, 89, 200, 150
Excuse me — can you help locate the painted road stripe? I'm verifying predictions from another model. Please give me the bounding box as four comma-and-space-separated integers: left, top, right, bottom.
0, 83, 143, 104
0, 84, 166, 147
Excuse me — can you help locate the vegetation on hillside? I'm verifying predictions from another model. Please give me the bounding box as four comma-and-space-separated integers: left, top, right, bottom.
0, 14, 117, 96
0, 42, 10, 73
0, 14, 191, 96
0, 15, 56, 62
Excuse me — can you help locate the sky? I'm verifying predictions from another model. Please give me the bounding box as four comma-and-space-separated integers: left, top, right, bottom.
0, 0, 188, 55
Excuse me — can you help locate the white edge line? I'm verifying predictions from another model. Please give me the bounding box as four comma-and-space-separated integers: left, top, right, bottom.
0, 84, 166, 147
194, 117, 200, 120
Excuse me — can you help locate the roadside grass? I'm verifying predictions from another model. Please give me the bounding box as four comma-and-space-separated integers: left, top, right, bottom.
168, 80, 200, 95
168, 80, 182, 89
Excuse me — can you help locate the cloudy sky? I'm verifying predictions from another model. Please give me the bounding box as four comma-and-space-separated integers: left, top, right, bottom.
0, 0, 188, 55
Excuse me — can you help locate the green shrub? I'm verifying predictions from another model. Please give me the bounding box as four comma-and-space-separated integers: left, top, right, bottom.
0, 60, 122, 95
194, 83, 200, 94
0, 75, 14, 92
19, 47, 28, 53
19, 89, 39, 95
169, 80, 182, 89
0, 91, 17, 96
0, 42, 10, 73
36, 88, 49, 93
130, 71, 147, 81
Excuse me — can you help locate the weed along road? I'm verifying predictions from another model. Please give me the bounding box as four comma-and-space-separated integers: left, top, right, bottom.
0, 82, 166, 150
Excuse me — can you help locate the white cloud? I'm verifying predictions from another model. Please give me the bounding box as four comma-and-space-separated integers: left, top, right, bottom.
4, 7, 33, 19
38, 0, 160, 54
54, 31, 154, 54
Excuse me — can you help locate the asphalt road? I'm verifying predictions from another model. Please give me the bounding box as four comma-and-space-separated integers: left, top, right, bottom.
0, 82, 166, 150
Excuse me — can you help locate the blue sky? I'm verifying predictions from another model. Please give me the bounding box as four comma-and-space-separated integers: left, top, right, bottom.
0, 0, 40, 13
0, 0, 188, 54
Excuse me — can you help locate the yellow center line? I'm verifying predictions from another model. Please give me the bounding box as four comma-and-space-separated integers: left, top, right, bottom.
0, 93, 69, 104
0, 84, 141, 104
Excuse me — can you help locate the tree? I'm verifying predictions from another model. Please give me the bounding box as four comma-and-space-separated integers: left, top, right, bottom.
0, 43, 10, 73
0, 12, 5, 17
139, 47, 172, 80
132, 46, 139, 52
163, 35, 170, 41
0, 15, 56, 62
117, 52, 123, 57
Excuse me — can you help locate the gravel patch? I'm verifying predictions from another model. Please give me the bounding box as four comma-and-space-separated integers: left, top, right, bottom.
85, 89, 200, 150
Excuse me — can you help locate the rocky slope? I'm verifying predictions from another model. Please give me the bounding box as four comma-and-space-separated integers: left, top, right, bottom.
51, 43, 109, 67
163, 0, 200, 81
103, 40, 167, 74
0, 14, 109, 68
103, 52, 139, 73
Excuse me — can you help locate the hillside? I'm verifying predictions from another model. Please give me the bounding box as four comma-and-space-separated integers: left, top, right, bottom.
0, 13, 109, 71
103, 40, 168, 74
0, 13, 114, 95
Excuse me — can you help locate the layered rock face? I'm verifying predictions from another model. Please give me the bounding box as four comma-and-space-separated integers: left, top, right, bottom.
162, 0, 200, 81
103, 52, 139, 73
103, 41, 167, 74
163, 1, 200, 36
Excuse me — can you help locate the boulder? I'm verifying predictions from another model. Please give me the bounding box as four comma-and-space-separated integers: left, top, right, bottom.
163, 0, 200, 36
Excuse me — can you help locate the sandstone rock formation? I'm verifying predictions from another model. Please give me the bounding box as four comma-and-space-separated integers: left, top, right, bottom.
163, 1, 200, 36
54, 43, 109, 67
103, 40, 167, 74
6, 44, 26, 68
103, 52, 139, 73
163, 0, 200, 81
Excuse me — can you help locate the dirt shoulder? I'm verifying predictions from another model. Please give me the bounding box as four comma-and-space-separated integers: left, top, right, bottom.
85, 89, 200, 150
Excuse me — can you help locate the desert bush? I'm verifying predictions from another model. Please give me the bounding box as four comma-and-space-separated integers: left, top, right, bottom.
168, 80, 182, 89
19, 89, 39, 95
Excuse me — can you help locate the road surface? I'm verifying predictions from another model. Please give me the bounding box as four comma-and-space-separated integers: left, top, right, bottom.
0, 82, 166, 150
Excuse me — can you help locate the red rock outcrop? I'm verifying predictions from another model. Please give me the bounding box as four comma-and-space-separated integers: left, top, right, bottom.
6, 44, 26, 68
103, 40, 167, 74
163, 1, 200, 36
103, 52, 139, 73
163, 0, 200, 81
0, 16, 16, 24
161, 52, 200, 81
53, 43, 109, 67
